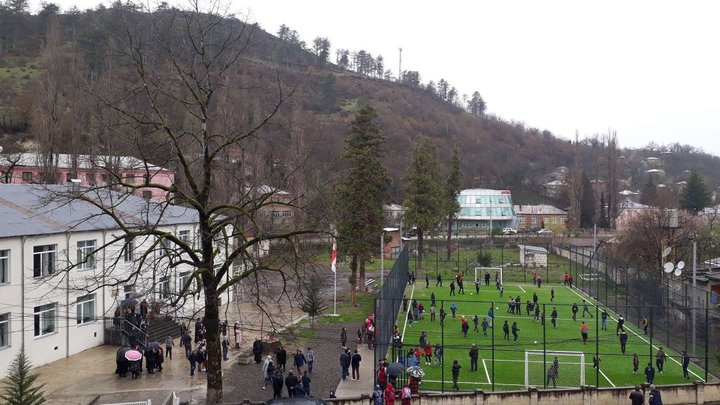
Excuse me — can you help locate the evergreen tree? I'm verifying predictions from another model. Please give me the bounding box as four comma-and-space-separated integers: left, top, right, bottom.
580, 172, 595, 228
334, 105, 390, 305
444, 145, 461, 260
467, 91, 486, 116
299, 275, 327, 326
403, 135, 445, 271
598, 192, 609, 228
640, 176, 657, 206
682, 171, 711, 213
0, 347, 46, 405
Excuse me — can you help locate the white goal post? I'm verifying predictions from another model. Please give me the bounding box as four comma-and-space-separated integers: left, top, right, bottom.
524, 350, 585, 389
474, 267, 503, 286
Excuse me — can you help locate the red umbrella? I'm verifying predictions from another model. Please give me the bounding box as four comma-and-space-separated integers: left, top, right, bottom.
124, 349, 142, 361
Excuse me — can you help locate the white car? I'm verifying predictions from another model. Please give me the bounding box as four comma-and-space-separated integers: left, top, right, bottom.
502, 228, 517, 235
537, 228, 553, 235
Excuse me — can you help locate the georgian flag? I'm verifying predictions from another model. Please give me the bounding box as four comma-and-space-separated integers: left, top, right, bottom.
331, 239, 337, 273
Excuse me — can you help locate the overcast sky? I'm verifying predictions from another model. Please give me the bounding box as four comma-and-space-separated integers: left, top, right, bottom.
40, 0, 720, 156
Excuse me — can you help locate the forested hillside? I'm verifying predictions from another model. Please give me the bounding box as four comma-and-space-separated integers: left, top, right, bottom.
1, 2, 720, 209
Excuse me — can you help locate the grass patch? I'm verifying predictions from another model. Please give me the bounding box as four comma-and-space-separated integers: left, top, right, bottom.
321, 292, 375, 324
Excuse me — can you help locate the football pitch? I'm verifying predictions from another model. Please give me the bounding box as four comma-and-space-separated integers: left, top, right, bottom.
390, 279, 706, 391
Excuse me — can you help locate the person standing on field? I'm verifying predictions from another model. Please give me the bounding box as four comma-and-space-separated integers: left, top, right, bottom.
633, 353, 640, 374
656, 347, 667, 373
469, 344, 479, 371
503, 320, 510, 340
551, 307, 558, 328
451, 360, 461, 390
682, 350, 690, 379
617, 315, 625, 335
643, 316, 649, 335
619, 329, 628, 354
579, 321, 590, 344
571, 303, 578, 320
582, 300, 593, 318
601, 309, 607, 330
511, 321, 520, 344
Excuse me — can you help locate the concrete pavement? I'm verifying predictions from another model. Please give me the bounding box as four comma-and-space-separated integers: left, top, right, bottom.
334, 345, 374, 399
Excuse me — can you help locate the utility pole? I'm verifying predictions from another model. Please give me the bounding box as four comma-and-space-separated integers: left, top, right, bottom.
398, 47, 402, 82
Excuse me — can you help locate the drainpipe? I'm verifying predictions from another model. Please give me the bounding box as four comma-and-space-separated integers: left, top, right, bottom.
21, 236, 26, 348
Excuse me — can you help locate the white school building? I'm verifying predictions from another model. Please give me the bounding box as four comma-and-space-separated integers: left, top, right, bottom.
0, 184, 231, 378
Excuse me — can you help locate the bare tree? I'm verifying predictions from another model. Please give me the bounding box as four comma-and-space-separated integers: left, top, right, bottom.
567, 132, 583, 229
45, 4, 321, 403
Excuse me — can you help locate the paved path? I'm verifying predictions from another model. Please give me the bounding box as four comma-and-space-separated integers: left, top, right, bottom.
334, 345, 374, 399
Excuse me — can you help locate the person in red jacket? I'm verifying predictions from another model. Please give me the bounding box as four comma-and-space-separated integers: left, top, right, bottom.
423, 342, 432, 365
377, 366, 387, 389
385, 382, 396, 405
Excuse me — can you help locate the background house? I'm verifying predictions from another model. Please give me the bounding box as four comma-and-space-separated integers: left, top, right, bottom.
514, 204, 567, 231
455, 188, 515, 230
518, 244, 549, 267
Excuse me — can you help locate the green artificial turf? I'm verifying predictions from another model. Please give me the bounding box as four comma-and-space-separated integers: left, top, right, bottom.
385, 280, 705, 392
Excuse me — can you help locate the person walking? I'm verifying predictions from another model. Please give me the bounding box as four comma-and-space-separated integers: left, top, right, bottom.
648, 384, 663, 405
234, 321, 241, 349
440, 307, 447, 326
302, 371, 311, 396
582, 300, 593, 318
617, 315, 625, 335
629, 385, 645, 405
450, 281, 456, 296
164, 335, 174, 359
457, 273, 465, 294
262, 356, 275, 390
550, 288, 555, 302
643, 317, 649, 335
546, 362, 558, 388
571, 303, 578, 321
252, 337, 264, 364
551, 307, 558, 328
619, 329, 628, 354
487, 306, 494, 328
188, 348, 198, 376
431, 292, 436, 307
181, 331, 192, 358
656, 347, 667, 373
276, 345, 287, 372
475, 279, 480, 294
305, 347, 315, 374
461, 319, 469, 338
222, 335, 230, 361
511, 321, 520, 344
341, 327, 348, 347
503, 320, 510, 340
436, 273, 442, 287
450, 302, 457, 318
601, 309, 607, 330
372, 385, 384, 405
451, 360, 461, 390
579, 321, 590, 344
385, 382, 396, 405
632, 353, 640, 375
645, 363, 655, 384
272, 370, 284, 399
434, 343, 443, 366
425, 273, 430, 288
472, 315, 479, 332
351, 349, 362, 380
340, 349, 350, 380
294, 349, 306, 374
469, 344, 479, 372
481, 318, 489, 336
515, 296, 522, 315
285, 370, 299, 398
682, 350, 690, 379
400, 383, 412, 405
423, 341, 432, 365
430, 304, 436, 322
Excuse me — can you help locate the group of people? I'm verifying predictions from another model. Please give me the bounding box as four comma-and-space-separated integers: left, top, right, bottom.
374, 358, 416, 405
261, 349, 314, 398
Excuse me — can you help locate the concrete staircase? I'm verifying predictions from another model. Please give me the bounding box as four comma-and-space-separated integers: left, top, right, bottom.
146, 317, 183, 343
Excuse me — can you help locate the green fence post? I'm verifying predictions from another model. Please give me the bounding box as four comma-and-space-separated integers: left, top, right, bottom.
595, 302, 599, 387
543, 303, 547, 389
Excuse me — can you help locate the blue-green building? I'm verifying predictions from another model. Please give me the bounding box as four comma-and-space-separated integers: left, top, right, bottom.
455, 188, 516, 230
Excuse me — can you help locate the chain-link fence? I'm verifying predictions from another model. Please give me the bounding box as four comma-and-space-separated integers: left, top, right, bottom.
555, 244, 717, 383
375, 246, 410, 370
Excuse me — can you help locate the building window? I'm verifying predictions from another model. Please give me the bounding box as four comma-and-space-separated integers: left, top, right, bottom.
0, 249, 8, 284
0, 313, 8, 347
65, 172, 72, 182
124, 285, 135, 300
21, 172, 33, 182
101, 174, 108, 184
178, 271, 193, 293
158, 276, 170, 299
179, 230, 191, 244
77, 240, 96, 270
76, 294, 96, 324
34, 303, 56, 337
531, 217, 538, 226
33, 245, 56, 277
141, 190, 152, 200
123, 239, 135, 262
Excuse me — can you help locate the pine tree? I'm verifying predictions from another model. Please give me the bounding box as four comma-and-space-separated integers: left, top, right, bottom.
580, 172, 595, 228
640, 176, 657, 206
444, 146, 461, 260
334, 105, 390, 305
0, 347, 46, 405
300, 276, 327, 326
403, 135, 445, 271
682, 171, 711, 213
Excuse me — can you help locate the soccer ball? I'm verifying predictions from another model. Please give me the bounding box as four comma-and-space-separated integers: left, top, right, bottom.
534, 341, 538, 344
496, 307, 499, 310
470, 293, 474, 296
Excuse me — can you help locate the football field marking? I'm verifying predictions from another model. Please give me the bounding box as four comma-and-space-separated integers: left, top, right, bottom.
518, 285, 526, 293
482, 359, 491, 384
565, 285, 703, 381
598, 369, 615, 387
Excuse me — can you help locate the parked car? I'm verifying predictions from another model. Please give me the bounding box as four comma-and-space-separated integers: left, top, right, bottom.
405, 227, 419, 238
502, 228, 517, 235
536, 228, 553, 235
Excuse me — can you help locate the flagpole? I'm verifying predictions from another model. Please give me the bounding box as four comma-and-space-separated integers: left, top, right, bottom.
331, 238, 338, 315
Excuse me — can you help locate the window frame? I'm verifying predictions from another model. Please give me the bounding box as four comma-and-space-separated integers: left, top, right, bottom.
0, 312, 9, 348
21, 171, 33, 182
34, 303, 56, 337
76, 294, 96, 325
76, 240, 96, 270
158, 276, 171, 300
0, 249, 8, 284
123, 239, 135, 263
33, 245, 56, 278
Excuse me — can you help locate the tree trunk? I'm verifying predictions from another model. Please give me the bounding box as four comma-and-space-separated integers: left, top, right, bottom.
359, 256, 366, 293
446, 215, 453, 261
350, 254, 358, 306
417, 229, 424, 271
203, 281, 223, 404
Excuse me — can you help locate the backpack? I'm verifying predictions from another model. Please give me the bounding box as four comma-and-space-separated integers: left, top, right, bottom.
401, 387, 412, 400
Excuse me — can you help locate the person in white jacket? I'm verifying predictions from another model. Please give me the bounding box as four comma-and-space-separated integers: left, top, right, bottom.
262, 355, 274, 389
304, 348, 316, 374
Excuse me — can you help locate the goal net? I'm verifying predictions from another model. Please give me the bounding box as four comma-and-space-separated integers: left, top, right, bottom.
525, 350, 585, 389
474, 267, 503, 287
